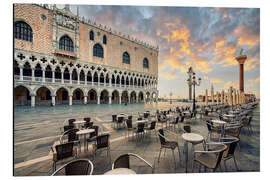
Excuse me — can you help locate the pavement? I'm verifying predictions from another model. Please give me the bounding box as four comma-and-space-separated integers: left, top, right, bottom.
13, 104, 260, 176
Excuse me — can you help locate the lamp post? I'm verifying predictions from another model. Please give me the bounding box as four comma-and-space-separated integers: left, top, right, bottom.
187, 72, 201, 113
187, 67, 194, 101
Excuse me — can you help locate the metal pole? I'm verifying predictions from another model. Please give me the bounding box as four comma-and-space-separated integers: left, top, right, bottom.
193, 83, 196, 113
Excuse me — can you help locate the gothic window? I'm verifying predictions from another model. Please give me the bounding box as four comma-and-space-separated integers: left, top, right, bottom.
14, 21, 33, 42
93, 43, 104, 58
89, 30, 94, 40
122, 52, 130, 64
103, 35, 107, 44
59, 35, 74, 52
143, 58, 149, 68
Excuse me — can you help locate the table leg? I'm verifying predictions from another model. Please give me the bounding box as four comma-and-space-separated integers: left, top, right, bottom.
84, 134, 86, 153
184, 140, 188, 173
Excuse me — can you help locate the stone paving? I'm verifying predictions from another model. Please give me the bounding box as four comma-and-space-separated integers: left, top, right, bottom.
13, 103, 260, 176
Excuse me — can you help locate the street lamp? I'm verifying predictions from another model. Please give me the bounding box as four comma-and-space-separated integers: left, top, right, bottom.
190, 72, 201, 113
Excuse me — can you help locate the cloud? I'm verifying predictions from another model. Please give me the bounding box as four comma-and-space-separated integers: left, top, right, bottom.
210, 78, 223, 84
224, 80, 238, 89
159, 72, 178, 80
255, 77, 260, 83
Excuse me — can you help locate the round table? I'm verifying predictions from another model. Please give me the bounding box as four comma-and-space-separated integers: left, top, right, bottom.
136, 120, 148, 124
76, 129, 95, 153
104, 168, 136, 175
182, 133, 204, 173
73, 120, 85, 129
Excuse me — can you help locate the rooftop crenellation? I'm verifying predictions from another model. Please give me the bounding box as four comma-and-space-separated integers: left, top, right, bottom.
36, 3, 159, 52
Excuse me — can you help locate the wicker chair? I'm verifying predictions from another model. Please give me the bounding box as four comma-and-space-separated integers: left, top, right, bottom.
63, 125, 74, 132
86, 125, 99, 151
157, 129, 180, 169
242, 116, 253, 135
125, 119, 136, 140
51, 142, 77, 173
192, 143, 227, 172
83, 117, 91, 123
51, 159, 94, 175
112, 153, 154, 173
157, 114, 167, 128
183, 125, 191, 133
68, 119, 76, 125
206, 120, 221, 141
116, 116, 125, 129
133, 122, 145, 140
83, 121, 93, 129
93, 133, 111, 164
60, 129, 81, 154
145, 121, 158, 140
112, 115, 117, 128
169, 116, 179, 131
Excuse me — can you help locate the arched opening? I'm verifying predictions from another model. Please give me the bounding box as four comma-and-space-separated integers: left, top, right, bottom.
93, 72, 98, 84
146, 92, 150, 102
100, 73, 104, 84
63, 68, 70, 81
103, 35, 107, 44
105, 74, 109, 84
87, 71, 92, 83
100, 90, 109, 104
36, 87, 52, 105
143, 58, 149, 68
55, 66, 61, 80
142, 79, 144, 87
121, 91, 128, 103
14, 21, 33, 42
23, 62, 32, 77
88, 89, 97, 104
112, 74, 115, 85
34, 63, 42, 78
138, 78, 141, 87
59, 35, 74, 52
45, 65, 52, 79
14, 60, 20, 76
116, 75, 120, 85
112, 90, 119, 104
122, 52, 130, 64
93, 43, 104, 58
130, 77, 133, 86
130, 91, 136, 103
72, 69, 78, 82
79, 70, 85, 82
56, 88, 69, 105
72, 88, 84, 104
14, 85, 31, 106
121, 76, 125, 86
89, 30, 94, 40
138, 92, 144, 102
134, 78, 137, 86
126, 77, 129, 86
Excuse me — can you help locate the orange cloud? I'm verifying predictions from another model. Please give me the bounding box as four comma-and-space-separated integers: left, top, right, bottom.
159, 72, 178, 80
234, 25, 259, 46
210, 78, 223, 84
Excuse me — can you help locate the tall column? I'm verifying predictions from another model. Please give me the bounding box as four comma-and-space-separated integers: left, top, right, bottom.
216, 92, 219, 105
235, 52, 247, 92
128, 95, 131, 104
32, 69, 35, 81
42, 69, 45, 83
61, 72, 64, 84
69, 95, 72, 106
19, 67, 23, 80
84, 96, 87, 104
69, 73, 72, 84
91, 75, 94, 86
211, 93, 214, 105
97, 95, 100, 104
52, 70, 55, 83
77, 74, 80, 85
109, 77, 112, 87
85, 75, 87, 85
31, 94, 35, 107
109, 96, 112, 104
51, 95, 55, 106
221, 90, 224, 104
205, 89, 208, 106
229, 88, 233, 106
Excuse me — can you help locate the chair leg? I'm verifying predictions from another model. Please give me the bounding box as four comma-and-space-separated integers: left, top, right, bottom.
158, 148, 162, 162
172, 149, 176, 169
233, 156, 239, 171
218, 164, 222, 172
223, 160, 227, 171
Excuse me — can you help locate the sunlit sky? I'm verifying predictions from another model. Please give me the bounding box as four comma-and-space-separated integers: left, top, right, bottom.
67, 5, 260, 99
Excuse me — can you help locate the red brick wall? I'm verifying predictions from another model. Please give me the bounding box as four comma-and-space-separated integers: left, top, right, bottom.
14, 4, 53, 55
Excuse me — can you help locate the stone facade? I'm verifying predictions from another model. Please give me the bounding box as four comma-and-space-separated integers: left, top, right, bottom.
14, 4, 159, 107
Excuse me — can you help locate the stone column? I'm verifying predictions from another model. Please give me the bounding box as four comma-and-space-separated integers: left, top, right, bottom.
51, 95, 55, 106
84, 96, 87, 104
32, 69, 35, 81
233, 89, 237, 106
235, 54, 247, 92
69, 73, 72, 84
128, 95, 131, 104
77, 73, 80, 85
119, 93, 122, 104
42, 69, 45, 82
52, 70, 55, 83
91, 75, 94, 86
19, 67, 23, 80
211, 92, 214, 105
85, 75, 87, 85
69, 95, 72, 106
109, 77, 112, 87
97, 95, 100, 104
61, 72, 64, 84
109, 96, 112, 104
205, 89, 208, 106
221, 90, 224, 104
31, 94, 35, 107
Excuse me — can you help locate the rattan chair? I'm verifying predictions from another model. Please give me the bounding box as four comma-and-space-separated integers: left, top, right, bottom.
51, 142, 77, 173
157, 114, 167, 128
133, 122, 145, 140
68, 119, 76, 125
83, 121, 93, 129
116, 116, 125, 129
145, 121, 158, 140
157, 129, 180, 169
169, 116, 179, 131
112, 115, 117, 128
51, 159, 94, 175
112, 153, 154, 173
86, 125, 99, 151
93, 133, 111, 164
125, 119, 136, 140
192, 143, 227, 172
206, 120, 221, 141
83, 117, 91, 123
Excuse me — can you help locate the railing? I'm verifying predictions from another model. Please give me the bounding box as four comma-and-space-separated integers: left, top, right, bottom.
45, 78, 52, 82
55, 78, 61, 83
23, 76, 32, 81
64, 79, 70, 84
100, 83, 104, 86
35, 77, 42, 82
80, 81, 85, 85
14, 75, 20, 80
87, 81, 92, 85
72, 80, 77, 84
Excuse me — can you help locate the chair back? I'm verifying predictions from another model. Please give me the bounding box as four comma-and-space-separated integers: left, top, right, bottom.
137, 117, 143, 121
175, 116, 179, 123
84, 122, 93, 129
149, 121, 156, 130
96, 133, 110, 149
68, 119, 76, 125
183, 125, 191, 133
117, 116, 124, 123
126, 119, 133, 128
83, 117, 91, 123
214, 144, 227, 169
158, 129, 166, 145
55, 142, 74, 161
64, 125, 74, 132
113, 154, 130, 169
65, 159, 93, 175
68, 129, 79, 142
136, 123, 145, 133
223, 138, 240, 158
128, 115, 132, 121
206, 121, 212, 131
180, 116, 185, 123
112, 115, 117, 122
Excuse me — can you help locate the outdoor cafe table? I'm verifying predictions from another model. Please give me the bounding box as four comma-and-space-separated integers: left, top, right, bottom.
104, 168, 136, 175
211, 119, 227, 137
76, 128, 95, 153
182, 133, 204, 173
73, 120, 85, 129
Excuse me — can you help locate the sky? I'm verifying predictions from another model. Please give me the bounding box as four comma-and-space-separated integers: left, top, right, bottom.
67, 5, 260, 99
